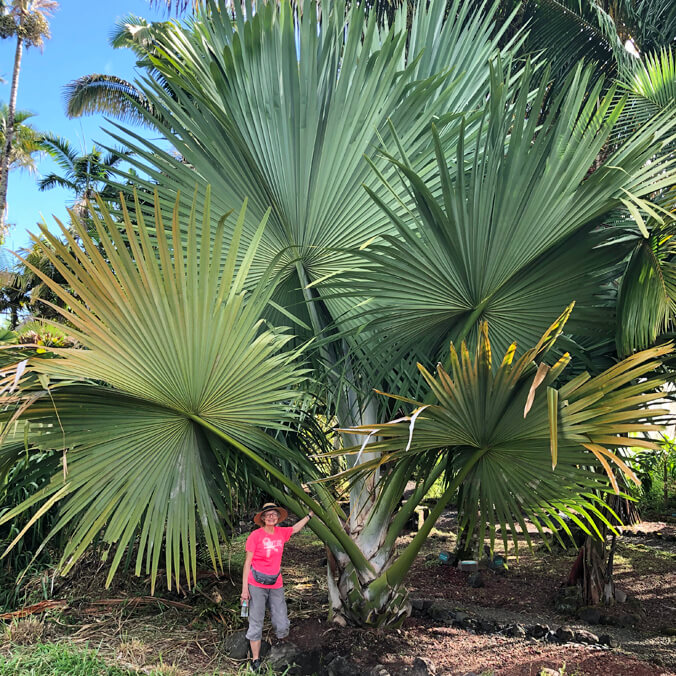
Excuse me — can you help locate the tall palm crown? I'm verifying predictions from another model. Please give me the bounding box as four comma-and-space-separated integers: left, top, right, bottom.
0, 0, 58, 231
37, 134, 125, 221
0, 106, 42, 174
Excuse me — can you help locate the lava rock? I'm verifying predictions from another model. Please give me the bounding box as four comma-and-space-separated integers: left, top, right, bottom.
222, 630, 250, 660
505, 623, 527, 638
528, 624, 550, 639
554, 586, 582, 614
370, 666, 391, 676
468, 572, 485, 588
477, 618, 499, 634
555, 625, 575, 643
327, 655, 359, 676
617, 614, 640, 628
268, 643, 321, 675
578, 607, 602, 624
574, 629, 600, 644
426, 600, 456, 623
599, 633, 618, 648
461, 618, 479, 632
614, 589, 628, 603
407, 656, 436, 675
451, 613, 473, 630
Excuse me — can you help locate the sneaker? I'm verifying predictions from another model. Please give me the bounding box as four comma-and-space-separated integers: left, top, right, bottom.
249, 658, 262, 673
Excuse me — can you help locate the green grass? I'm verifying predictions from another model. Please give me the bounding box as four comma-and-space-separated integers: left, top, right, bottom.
0, 643, 135, 675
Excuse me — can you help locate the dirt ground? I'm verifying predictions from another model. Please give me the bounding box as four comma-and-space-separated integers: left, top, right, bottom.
1, 510, 674, 676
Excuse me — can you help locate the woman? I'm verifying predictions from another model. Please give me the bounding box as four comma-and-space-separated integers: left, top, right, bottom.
242, 501, 313, 672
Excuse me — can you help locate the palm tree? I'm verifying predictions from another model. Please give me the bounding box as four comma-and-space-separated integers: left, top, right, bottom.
1, 0, 675, 626
0, 106, 42, 174
0, 194, 670, 625
64, 15, 171, 127
0, 0, 58, 232
37, 134, 125, 224
0, 105, 44, 237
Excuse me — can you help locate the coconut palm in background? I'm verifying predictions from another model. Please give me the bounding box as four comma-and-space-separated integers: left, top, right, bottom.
37, 134, 126, 225
64, 15, 171, 128
1, 0, 675, 627
0, 105, 44, 239
0, 107, 42, 176
0, 0, 58, 232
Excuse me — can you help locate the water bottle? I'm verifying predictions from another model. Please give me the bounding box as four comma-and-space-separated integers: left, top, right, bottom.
241, 600, 249, 618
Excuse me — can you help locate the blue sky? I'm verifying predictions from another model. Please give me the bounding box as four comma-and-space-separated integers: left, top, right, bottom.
1, 0, 168, 254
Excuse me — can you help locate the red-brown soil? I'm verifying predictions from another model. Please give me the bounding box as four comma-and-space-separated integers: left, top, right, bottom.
0, 511, 674, 675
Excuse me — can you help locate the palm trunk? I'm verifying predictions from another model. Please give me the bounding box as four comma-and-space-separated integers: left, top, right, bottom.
0, 34, 24, 232
567, 494, 627, 606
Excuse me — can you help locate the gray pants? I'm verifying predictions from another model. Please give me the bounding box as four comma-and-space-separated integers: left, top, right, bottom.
245, 584, 289, 641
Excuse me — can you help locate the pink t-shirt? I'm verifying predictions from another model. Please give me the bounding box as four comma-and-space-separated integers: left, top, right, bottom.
246, 526, 293, 589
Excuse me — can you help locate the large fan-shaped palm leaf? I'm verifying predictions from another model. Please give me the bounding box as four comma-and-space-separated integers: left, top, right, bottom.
339, 63, 676, 378
104, 0, 520, 302
615, 188, 676, 354
340, 311, 672, 561
0, 192, 312, 590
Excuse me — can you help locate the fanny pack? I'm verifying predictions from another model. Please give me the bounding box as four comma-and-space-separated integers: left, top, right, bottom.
251, 567, 281, 586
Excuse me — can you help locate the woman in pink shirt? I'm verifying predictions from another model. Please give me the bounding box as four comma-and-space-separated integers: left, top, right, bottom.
241, 502, 313, 672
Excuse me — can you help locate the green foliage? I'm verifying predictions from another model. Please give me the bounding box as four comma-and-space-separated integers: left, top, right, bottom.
0, 106, 44, 174
0, 191, 311, 593
343, 61, 676, 372
341, 311, 671, 555
628, 436, 676, 512
0, 643, 134, 676
16, 321, 78, 348
0, 449, 59, 610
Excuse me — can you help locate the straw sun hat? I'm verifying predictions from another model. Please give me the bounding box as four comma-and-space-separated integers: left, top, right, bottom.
254, 502, 289, 527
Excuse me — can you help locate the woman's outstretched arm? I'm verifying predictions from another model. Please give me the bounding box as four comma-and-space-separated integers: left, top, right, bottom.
291, 511, 313, 535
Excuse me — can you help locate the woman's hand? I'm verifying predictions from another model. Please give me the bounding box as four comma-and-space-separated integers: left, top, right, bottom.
241, 588, 250, 602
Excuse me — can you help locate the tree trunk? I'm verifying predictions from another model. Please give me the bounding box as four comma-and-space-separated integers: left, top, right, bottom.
0, 33, 24, 232
581, 535, 606, 605
567, 494, 629, 606
326, 543, 411, 628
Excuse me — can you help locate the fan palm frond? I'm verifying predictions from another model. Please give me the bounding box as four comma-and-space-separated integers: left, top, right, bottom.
0, 191, 310, 590
341, 311, 672, 553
